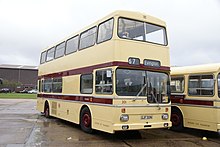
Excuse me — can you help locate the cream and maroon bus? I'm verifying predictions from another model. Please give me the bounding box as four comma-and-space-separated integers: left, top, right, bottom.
37, 10, 171, 134
171, 63, 220, 132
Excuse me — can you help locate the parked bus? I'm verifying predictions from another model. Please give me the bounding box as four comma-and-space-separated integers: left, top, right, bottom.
170, 63, 220, 132
37, 10, 171, 134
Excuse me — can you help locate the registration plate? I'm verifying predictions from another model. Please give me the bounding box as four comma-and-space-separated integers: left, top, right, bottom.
141, 115, 153, 120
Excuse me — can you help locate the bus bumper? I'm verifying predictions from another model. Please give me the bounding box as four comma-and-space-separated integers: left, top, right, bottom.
113, 121, 172, 131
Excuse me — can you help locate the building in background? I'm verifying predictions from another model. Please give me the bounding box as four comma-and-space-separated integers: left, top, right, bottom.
0, 64, 38, 92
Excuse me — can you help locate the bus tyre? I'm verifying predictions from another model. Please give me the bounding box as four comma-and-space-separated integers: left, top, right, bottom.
171, 109, 183, 131
44, 105, 50, 118
80, 107, 93, 133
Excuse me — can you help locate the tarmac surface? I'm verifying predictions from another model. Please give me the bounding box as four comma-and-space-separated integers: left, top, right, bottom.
0, 99, 220, 147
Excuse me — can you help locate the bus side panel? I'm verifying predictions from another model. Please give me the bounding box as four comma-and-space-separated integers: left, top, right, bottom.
54, 100, 82, 124
36, 98, 45, 113
181, 105, 217, 132
38, 41, 115, 78
216, 108, 220, 131
37, 98, 82, 125
216, 101, 220, 131
90, 105, 116, 133
63, 75, 79, 94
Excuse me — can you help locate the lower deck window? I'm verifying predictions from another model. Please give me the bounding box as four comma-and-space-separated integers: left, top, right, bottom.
95, 69, 113, 94
42, 78, 62, 93
188, 75, 214, 96
218, 74, 220, 98
43, 79, 52, 93
52, 78, 62, 93
171, 77, 184, 93
80, 74, 93, 94
38, 80, 42, 92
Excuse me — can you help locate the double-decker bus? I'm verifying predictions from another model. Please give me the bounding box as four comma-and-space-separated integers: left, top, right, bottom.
37, 10, 171, 133
170, 63, 220, 132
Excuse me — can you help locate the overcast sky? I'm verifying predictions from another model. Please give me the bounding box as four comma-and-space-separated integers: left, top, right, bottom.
0, 0, 220, 67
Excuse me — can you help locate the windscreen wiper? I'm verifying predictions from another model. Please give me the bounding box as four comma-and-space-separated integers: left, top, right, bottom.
149, 83, 161, 110
133, 75, 147, 101
134, 83, 147, 101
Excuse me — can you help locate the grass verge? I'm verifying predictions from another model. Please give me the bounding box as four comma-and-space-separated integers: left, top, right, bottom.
0, 93, 37, 99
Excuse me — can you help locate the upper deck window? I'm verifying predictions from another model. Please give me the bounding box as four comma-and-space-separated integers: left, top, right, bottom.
97, 18, 114, 44
65, 35, 79, 55
40, 51, 47, 64
55, 42, 65, 59
46, 47, 55, 62
118, 18, 167, 45
118, 18, 144, 41
145, 23, 167, 45
79, 27, 97, 50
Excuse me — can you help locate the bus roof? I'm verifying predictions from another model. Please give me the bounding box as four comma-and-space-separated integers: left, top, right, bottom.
171, 63, 220, 75
111, 10, 166, 25
41, 10, 166, 52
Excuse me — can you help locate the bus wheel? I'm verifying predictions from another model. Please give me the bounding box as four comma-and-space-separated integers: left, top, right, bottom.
80, 107, 93, 133
44, 103, 50, 118
171, 109, 183, 131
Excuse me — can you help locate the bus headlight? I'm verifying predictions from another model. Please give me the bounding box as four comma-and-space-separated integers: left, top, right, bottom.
162, 113, 169, 120
120, 114, 129, 122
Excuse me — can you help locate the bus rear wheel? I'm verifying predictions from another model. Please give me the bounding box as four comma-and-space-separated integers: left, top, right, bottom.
80, 107, 93, 133
171, 109, 183, 131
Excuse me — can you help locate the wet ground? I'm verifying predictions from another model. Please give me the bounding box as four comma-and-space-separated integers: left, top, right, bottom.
0, 99, 219, 147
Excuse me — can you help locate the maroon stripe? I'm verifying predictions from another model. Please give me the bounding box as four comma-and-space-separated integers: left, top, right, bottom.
171, 95, 213, 106
38, 61, 170, 79
171, 95, 185, 103
37, 94, 113, 105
